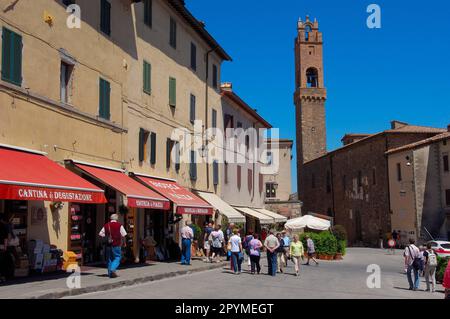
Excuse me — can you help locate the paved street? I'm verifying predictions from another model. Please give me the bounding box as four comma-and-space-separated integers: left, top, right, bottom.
67, 248, 445, 299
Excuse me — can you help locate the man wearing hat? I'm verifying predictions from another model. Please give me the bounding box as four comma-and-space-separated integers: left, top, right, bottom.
99, 214, 127, 278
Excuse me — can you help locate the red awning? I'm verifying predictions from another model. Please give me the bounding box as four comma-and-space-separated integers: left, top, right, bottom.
0, 146, 106, 203
133, 175, 213, 215
73, 163, 170, 210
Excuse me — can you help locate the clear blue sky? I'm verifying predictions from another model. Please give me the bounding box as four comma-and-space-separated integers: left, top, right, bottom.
187, 0, 450, 193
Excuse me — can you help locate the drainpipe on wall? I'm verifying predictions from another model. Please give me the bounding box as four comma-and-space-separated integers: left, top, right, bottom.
205, 47, 218, 191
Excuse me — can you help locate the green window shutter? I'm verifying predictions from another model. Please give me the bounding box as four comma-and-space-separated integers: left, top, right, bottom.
190, 42, 196, 70
212, 64, 218, 88
2, 28, 22, 86
212, 109, 217, 128
170, 17, 176, 49
139, 128, 145, 162
166, 138, 172, 169
101, 0, 111, 36
99, 78, 110, 120
144, 0, 152, 27
143, 61, 151, 94
169, 77, 176, 107
190, 94, 195, 123
150, 132, 156, 165
190, 151, 197, 181
213, 161, 219, 185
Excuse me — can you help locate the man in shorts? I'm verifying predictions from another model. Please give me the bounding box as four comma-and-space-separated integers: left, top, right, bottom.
210, 225, 224, 263
203, 222, 213, 262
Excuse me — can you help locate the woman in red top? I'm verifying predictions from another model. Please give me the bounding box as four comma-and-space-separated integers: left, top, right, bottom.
444, 260, 450, 299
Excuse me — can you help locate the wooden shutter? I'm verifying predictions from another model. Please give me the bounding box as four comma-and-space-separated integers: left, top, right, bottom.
191, 42, 196, 70
99, 78, 110, 120
248, 169, 253, 194
224, 162, 228, 184
212, 64, 218, 88
2, 28, 22, 85
169, 77, 176, 107
166, 138, 172, 169
139, 128, 145, 162
212, 109, 217, 128
175, 142, 180, 172
101, 0, 111, 36
213, 161, 219, 185
170, 17, 176, 48
143, 61, 151, 94
144, 0, 152, 27
190, 151, 197, 181
237, 165, 241, 190
150, 132, 156, 165
259, 173, 263, 194
190, 94, 196, 123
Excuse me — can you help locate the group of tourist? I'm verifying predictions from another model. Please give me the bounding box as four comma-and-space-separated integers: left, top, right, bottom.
403, 238, 450, 298
200, 222, 319, 276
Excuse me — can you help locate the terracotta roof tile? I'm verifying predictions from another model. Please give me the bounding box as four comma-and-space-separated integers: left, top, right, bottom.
386, 132, 450, 155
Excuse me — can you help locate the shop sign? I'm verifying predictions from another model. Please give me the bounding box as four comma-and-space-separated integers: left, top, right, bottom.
0, 184, 106, 203
127, 198, 170, 210
177, 206, 213, 215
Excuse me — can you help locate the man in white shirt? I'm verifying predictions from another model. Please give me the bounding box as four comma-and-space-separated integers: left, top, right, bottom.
180, 221, 194, 265
404, 238, 421, 291
99, 214, 127, 278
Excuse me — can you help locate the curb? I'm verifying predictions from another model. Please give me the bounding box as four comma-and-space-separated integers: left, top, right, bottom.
31, 261, 227, 299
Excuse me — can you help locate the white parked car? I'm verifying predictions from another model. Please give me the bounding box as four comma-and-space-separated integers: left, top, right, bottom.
426, 241, 450, 258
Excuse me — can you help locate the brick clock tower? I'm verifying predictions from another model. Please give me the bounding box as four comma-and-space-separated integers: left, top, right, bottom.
294, 16, 327, 199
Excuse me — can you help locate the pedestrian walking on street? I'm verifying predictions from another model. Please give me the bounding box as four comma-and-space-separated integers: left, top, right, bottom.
290, 235, 304, 277
99, 214, 127, 278
248, 234, 263, 275
404, 238, 422, 291
243, 232, 254, 272
423, 243, 438, 293
281, 231, 291, 267
264, 230, 280, 276
305, 235, 319, 266
203, 222, 213, 262
225, 223, 235, 262
229, 229, 243, 274
210, 225, 224, 263
180, 221, 194, 266
276, 233, 285, 273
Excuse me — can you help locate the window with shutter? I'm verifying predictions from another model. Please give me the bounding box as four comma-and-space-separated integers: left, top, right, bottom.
139, 129, 150, 163
237, 165, 241, 190
212, 64, 218, 88
190, 151, 197, 181
166, 138, 175, 169
99, 78, 111, 120
190, 42, 197, 71
100, 0, 111, 36
169, 77, 176, 107
2, 27, 22, 86
259, 173, 263, 194
150, 132, 156, 165
443, 155, 449, 172
190, 94, 196, 123
144, 0, 152, 27
169, 17, 177, 49
213, 161, 219, 186
143, 61, 151, 94
224, 162, 228, 184
174, 142, 180, 172
212, 109, 217, 129
248, 169, 253, 194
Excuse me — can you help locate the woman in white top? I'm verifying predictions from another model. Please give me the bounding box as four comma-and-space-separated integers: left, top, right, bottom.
229, 229, 243, 274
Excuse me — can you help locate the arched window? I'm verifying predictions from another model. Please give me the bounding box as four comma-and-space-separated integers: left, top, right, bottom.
306, 67, 319, 88
305, 25, 312, 41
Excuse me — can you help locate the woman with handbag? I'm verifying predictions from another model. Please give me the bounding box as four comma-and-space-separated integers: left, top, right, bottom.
228, 229, 243, 274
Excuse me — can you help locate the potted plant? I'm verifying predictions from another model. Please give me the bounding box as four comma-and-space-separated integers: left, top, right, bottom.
332, 225, 348, 260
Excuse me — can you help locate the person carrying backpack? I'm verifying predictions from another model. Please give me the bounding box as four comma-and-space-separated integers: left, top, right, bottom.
404, 238, 422, 291
210, 225, 224, 263
423, 243, 438, 293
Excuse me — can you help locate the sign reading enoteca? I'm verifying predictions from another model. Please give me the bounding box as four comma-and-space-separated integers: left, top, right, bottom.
0, 184, 106, 203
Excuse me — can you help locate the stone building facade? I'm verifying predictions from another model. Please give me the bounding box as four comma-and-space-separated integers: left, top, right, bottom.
301, 122, 446, 246
387, 128, 450, 244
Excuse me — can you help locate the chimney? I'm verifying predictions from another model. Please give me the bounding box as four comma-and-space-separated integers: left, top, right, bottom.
390, 120, 409, 130
220, 82, 233, 92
